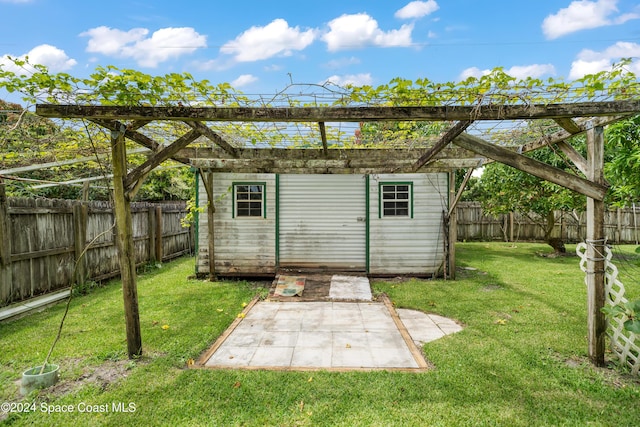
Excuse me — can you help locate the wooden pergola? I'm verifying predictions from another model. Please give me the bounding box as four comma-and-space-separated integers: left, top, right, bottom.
36, 99, 640, 367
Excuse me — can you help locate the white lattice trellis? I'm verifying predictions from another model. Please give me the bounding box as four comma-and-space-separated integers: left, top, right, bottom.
577, 242, 640, 375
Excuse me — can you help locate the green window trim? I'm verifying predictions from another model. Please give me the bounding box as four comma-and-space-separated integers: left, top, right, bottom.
378, 181, 413, 218
232, 182, 267, 218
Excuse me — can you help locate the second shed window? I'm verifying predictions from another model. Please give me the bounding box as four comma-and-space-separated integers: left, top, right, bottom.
380, 183, 412, 217
234, 183, 265, 217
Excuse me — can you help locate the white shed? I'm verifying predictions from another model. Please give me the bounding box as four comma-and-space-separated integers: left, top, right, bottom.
196, 172, 449, 277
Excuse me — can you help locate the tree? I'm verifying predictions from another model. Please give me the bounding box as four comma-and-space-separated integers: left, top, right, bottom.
472, 117, 593, 253
604, 114, 640, 207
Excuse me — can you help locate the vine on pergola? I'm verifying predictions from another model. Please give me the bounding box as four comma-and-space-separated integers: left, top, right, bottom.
1, 58, 638, 152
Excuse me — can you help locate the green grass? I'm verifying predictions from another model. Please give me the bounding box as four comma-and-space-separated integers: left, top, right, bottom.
1, 243, 639, 426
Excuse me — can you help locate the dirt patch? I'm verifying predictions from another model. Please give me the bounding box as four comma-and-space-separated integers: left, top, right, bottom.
9, 357, 150, 401
481, 284, 504, 292
548, 351, 640, 389
47, 358, 140, 398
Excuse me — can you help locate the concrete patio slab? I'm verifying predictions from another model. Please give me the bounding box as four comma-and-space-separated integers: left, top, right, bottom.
200, 299, 462, 371
197, 274, 463, 371
329, 275, 372, 300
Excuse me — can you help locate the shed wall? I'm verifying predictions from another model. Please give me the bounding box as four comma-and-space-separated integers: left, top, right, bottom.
368, 173, 448, 275
197, 173, 276, 275
197, 172, 448, 276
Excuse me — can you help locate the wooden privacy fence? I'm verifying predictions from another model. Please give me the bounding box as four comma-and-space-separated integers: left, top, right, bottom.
0, 197, 194, 307
456, 201, 640, 244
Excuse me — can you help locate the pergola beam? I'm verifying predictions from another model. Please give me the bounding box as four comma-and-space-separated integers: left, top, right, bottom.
554, 117, 583, 134
125, 129, 200, 196
556, 140, 589, 176
180, 147, 477, 161
453, 133, 607, 200
90, 119, 160, 152
518, 115, 628, 155
187, 121, 238, 157
319, 122, 328, 155
190, 157, 482, 174
37, 100, 640, 122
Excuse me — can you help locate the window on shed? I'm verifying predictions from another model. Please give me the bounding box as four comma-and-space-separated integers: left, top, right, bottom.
380, 183, 412, 218
234, 183, 265, 218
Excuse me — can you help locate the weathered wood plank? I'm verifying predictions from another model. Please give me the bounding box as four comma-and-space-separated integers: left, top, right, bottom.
190, 157, 482, 173
0, 180, 12, 303
73, 203, 88, 285
182, 147, 479, 162
453, 133, 607, 200
37, 101, 640, 122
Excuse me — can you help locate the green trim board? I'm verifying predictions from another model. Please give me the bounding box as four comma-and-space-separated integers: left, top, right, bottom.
378, 181, 414, 218
365, 174, 370, 273
275, 174, 280, 267
231, 181, 267, 218
194, 168, 200, 275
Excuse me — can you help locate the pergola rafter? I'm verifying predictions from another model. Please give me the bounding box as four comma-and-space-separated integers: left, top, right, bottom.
34, 99, 639, 367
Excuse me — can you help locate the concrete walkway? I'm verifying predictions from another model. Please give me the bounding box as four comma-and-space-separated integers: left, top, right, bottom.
199, 275, 463, 371
0, 289, 70, 322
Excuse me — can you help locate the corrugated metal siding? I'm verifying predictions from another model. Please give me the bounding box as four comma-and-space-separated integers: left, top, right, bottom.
369, 173, 448, 275
197, 173, 276, 275
278, 174, 366, 270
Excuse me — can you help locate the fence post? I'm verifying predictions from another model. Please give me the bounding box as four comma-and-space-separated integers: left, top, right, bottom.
0, 179, 12, 302
509, 212, 514, 242
616, 207, 622, 244
73, 203, 88, 286
148, 206, 157, 263
155, 207, 163, 262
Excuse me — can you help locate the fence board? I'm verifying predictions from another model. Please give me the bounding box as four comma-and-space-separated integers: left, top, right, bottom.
1, 197, 193, 307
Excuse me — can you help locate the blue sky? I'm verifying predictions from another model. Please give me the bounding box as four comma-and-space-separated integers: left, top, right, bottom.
1, 0, 639, 95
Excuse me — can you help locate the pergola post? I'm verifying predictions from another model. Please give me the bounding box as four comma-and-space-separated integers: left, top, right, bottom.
447, 171, 457, 279
586, 124, 606, 366
111, 123, 142, 358
201, 171, 216, 281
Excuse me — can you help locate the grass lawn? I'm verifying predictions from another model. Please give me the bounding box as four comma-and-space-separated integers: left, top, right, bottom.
1, 242, 639, 426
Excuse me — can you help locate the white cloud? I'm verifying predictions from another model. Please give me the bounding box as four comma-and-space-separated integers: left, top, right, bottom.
321, 73, 373, 87
82, 27, 149, 56
220, 19, 316, 62
395, 1, 439, 19
0, 0, 33, 3
232, 74, 258, 87
542, 0, 639, 39
459, 64, 556, 80
323, 13, 414, 51
569, 41, 640, 78
81, 26, 207, 67
0, 44, 76, 74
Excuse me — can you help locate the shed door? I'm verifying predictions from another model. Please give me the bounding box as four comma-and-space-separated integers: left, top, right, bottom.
278, 174, 366, 270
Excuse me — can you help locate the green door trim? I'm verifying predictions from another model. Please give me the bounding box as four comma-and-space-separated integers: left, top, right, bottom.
275, 174, 280, 267
365, 174, 370, 274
